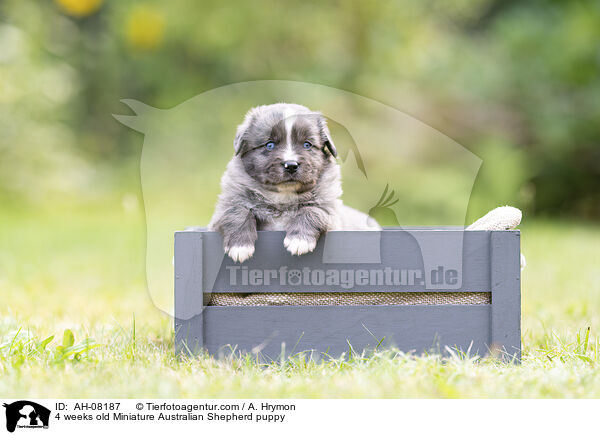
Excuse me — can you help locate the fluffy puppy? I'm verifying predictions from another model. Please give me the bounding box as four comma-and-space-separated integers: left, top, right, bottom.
209, 103, 379, 262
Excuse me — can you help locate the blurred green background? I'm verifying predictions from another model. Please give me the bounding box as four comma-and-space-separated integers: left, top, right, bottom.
1, 0, 598, 218
1, 0, 600, 398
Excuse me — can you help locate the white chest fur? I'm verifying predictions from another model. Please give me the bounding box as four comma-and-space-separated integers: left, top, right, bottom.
258, 188, 300, 231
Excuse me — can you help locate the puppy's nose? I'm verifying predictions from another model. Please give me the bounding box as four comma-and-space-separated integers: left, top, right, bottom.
283, 160, 299, 172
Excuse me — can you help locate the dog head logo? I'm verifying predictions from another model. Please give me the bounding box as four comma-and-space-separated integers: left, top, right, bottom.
3, 401, 50, 432
113, 80, 481, 319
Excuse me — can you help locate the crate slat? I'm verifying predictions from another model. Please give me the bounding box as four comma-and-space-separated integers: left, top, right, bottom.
200, 305, 491, 360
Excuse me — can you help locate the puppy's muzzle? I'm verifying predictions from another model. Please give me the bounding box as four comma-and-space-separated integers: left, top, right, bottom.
283, 160, 299, 173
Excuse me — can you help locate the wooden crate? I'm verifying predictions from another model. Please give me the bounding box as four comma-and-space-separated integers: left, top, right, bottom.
174, 228, 521, 361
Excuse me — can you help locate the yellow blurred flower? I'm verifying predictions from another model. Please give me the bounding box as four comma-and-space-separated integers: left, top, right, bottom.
126, 6, 165, 51
55, 0, 103, 17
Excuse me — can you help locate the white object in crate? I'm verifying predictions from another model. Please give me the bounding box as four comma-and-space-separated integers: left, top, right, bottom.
467, 206, 526, 269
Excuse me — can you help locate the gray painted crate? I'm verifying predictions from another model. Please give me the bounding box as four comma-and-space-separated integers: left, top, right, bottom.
175, 228, 521, 361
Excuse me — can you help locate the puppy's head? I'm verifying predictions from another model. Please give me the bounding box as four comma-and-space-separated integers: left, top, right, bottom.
233, 103, 337, 192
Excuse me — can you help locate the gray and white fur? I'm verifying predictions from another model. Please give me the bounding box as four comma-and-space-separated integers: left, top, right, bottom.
209, 103, 379, 262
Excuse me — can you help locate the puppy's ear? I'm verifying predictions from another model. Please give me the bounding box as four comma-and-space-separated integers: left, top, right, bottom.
233, 121, 249, 155
233, 129, 245, 155
235, 107, 262, 155
233, 116, 250, 156
318, 115, 337, 158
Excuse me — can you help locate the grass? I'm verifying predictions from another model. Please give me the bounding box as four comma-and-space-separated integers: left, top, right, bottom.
1, 202, 599, 398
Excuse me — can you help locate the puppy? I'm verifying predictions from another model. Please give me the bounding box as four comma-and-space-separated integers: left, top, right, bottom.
209, 103, 379, 262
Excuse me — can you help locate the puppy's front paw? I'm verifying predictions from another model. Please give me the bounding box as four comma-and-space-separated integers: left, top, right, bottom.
284, 235, 317, 256
225, 245, 255, 263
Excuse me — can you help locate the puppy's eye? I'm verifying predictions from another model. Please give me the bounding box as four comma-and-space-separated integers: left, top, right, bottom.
265, 142, 275, 150
303, 141, 312, 150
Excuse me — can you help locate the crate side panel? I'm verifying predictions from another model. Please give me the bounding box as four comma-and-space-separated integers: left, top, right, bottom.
174, 231, 204, 353
174, 232, 204, 321
490, 231, 521, 361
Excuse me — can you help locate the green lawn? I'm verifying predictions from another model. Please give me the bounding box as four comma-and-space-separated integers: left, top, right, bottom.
1, 203, 599, 398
